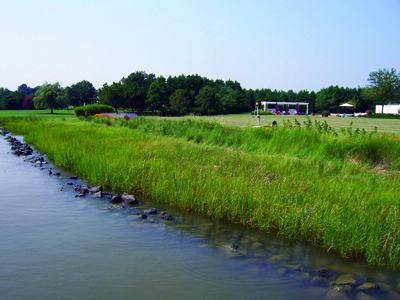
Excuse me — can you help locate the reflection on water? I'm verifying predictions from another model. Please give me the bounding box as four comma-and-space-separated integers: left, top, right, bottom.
0, 134, 399, 300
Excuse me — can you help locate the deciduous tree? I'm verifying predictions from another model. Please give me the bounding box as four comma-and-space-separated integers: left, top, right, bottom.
97, 82, 123, 113
169, 89, 188, 115
34, 82, 66, 113
367, 68, 400, 114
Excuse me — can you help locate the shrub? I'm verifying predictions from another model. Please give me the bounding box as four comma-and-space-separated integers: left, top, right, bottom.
74, 104, 115, 117
250, 110, 273, 115
321, 110, 331, 116
22, 95, 36, 110
366, 110, 373, 116
366, 113, 400, 119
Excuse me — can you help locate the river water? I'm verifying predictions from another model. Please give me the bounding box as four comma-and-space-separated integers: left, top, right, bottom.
1, 134, 400, 300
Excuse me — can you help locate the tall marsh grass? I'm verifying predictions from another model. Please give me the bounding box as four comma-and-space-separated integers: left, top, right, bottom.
1, 116, 400, 268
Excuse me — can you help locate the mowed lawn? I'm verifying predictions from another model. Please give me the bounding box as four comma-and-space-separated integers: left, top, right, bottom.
154, 113, 400, 135
1, 110, 399, 135
0, 109, 75, 119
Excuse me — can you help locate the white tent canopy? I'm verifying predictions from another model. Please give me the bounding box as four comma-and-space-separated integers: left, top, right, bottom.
260, 101, 309, 115
339, 103, 353, 107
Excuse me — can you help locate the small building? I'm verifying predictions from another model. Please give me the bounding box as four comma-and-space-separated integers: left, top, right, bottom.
375, 104, 400, 114
260, 101, 309, 115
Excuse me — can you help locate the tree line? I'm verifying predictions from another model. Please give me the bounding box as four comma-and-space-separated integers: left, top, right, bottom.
1, 69, 399, 114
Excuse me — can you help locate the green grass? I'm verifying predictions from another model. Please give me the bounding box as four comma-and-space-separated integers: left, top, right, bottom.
2, 110, 399, 135
153, 113, 400, 135
1, 116, 400, 268
0, 109, 75, 119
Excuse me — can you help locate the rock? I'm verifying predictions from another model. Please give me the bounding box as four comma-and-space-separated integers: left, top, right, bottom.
311, 276, 327, 284
335, 274, 357, 285
377, 282, 392, 291
54, 172, 61, 176
355, 292, 378, 300
250, 242, 263, 249
229, 244, 239, 252
223, 246, 246, 257
110, 195, 123, 204
67, 182, 73, 186
60, 187, 64, 191
69, 176, 78, 179
75, 193, 86, 198
318, 268, 335, 277
121, 192, 138, 205
330, 283, 352, 292
290, 272, 311, 280
357, 283, 380, 291
326, 284, 351, 300
93, 191, 102, 198
287, 264, 304, 271
47, 170, 52, 175
266, 254, 289, 263
140, 213, 148, 219
90, 185, 103, 193
144, 208, 157, 214
80, 188, 90, 194
159, 211, 173, 220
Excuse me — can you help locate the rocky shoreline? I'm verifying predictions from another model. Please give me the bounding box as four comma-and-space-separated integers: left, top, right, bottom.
0, 127, 174, 222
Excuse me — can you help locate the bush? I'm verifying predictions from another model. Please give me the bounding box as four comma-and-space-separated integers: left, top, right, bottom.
250, 110, 273, 115
157, 107, 180, 117
321, 110, 331, 116
366, 113, 400, 119
74, 104, 115, 117
366, 110, 373, 116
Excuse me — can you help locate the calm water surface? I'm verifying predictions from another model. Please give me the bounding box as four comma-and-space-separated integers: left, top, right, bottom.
1, 134, 399, 300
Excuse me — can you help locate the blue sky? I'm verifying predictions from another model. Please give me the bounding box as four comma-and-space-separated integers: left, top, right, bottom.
1, 0, 399, 92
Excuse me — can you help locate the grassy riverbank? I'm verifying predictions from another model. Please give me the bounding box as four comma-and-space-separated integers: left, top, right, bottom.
1, 116, 400, 268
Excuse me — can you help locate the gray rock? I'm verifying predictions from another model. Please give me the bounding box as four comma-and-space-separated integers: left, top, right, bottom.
144, 208, 157, 214
90, 185, 103, 193
159, 211, 173, 220
110, 195, 123, 204
93, 191, 102, 198
121, 192, 138, 205
335, 274, 357, 285
80, 188, 90, 194
357, 283, 380, 291
326, 284, 351, 300
266, 254, 289, 263
330, 283, 352, 292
